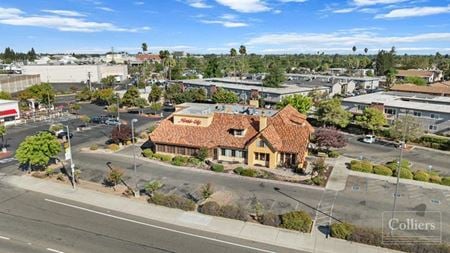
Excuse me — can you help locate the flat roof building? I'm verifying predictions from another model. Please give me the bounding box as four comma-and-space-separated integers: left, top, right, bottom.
342, 91, 450, 134
0, 74, 41, 93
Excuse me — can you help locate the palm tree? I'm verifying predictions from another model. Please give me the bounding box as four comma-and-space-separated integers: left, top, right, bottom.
159, 50, 170, 80
364, 48, 368, 54
142, 43, 148, 53
352, 46, 357, 54
230, 48, 237, 80
238, 45, 247, 80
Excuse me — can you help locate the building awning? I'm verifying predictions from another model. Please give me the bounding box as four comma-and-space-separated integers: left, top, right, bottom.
0, 109, 17, 117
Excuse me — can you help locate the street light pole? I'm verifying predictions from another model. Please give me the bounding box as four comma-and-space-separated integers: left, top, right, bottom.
66, 125, 75, 190
117, 94, 121, 131
131, 118, 138, 197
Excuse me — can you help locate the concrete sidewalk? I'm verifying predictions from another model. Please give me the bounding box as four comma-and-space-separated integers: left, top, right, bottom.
2, 175, 401, 253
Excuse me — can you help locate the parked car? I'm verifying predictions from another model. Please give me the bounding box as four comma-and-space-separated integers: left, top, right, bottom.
57, 131, 73, 139
362, 135, 376, 144
105, 119, 120, 126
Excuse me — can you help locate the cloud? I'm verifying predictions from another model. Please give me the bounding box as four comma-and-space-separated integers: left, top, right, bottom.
0, 7, 148, 32
246, 31, 450, 49
375, 5, 450, 19
201, 20, 248, 27
352, 0, 408, 6
96, 6, 115, 12
134, 1, 145, 5
278, 0, 307, 2
187, 0, 212, 8
41, 9, 86, 17
333, 8, 357, 13
215, 0, 271, 13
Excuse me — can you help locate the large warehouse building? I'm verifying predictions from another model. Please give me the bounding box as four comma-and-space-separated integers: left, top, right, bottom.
0, 74, 41, 93
21, 64, 128, 83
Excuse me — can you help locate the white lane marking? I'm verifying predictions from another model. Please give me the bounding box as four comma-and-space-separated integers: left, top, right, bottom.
0, 236, 10, 240
46, 248, 65, 253
45, 199, 276, 253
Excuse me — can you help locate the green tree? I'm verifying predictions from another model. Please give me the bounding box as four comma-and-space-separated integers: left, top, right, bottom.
141, 42, 148, 53
404, 76, 427, 86
20, 83, 55, 106
390, 115, 424, 143
385, 68, 398, 88
75, 86, 92, 101
277, 94, 313, 114
356, 107, 387, 134
316, 98, 352, 128
92, 88, 115, 105
263, 64, 285, 88
101, 75, 116, 87
15, 132, 62, 170
150, 102, 162, 114
212, 88, 238, 104
0, 125, 6, 149
135, 98, 148, 114
121, 86, 141, 107
230, 48, 237, 78
239, 45, 247, 79
0, 91, 12, 100
70, 103, 81, 114
375, 50, 395, 76
148, 84, 162, 103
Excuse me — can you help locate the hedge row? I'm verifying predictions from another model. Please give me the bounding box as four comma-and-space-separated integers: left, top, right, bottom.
141, 149, 201, 166
330, 222, 450, 253
349, 160, 450, 186
148, 193, 196, 211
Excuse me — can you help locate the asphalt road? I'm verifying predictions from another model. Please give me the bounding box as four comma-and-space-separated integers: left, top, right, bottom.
341, 135, 450, 176
0, 183, 301, 253
72, 152, 450, 243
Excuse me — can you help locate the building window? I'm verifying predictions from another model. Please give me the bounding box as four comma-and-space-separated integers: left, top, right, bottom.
429, 125, 438, 131
231, 150, 236, 157
177, 147, 186, 155
384, 108, 396, 115
257, 139, 267, 148
430, 113, 439, 119
234, 129, 244, 137
221, 148, 226, 156
357, 105, 367, 111
413, 111, 422, 117
255, 152, 269, 161
166, 145, 175, 153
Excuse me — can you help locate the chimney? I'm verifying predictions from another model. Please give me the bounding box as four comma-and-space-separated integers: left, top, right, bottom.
259, 112, 267, 131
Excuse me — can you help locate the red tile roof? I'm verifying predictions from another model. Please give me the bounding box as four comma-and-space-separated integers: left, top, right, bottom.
136, 54, 161, 62
149, 105, 313, 156
396, 69, 434, 78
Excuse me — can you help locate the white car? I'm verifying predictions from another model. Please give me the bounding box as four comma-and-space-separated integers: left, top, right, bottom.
105, 119, 120, 126
362, 135, 376, 144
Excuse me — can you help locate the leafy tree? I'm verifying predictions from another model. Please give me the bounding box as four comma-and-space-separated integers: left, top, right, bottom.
356, 107, 387, 134
20, 83, 55, 106
141, 42, 148, 53
314, 127, 347, 151
121, 86, 141, 107
101, 75, 116, 87
0, 125, 6, 148
385, 68, 398, 88
70, 103, 81, 114
277, 94, 313, 114
263, 63, 285, 88
92, 88, 115, 105
150, 102, 162, 114
195, 147, 208, 161
212, 88, 238, 104
390, 115, 424, 143
375, 50, 395, 76
106, 168, 124, 190
144, 180, 163, 196
239, 45, 247, 79
316, 98, 352, 128
111, 125, 132, 144
75, 86, 92, 101
148, 84, 162, 103
15, 132, 62, 170
80, 115, 90, 126
230, 48, 237, 78
0, 91, 12, 100
135, 98, 148, 114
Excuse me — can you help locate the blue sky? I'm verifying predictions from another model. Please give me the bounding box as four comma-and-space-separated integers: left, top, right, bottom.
0, 0, 450, 54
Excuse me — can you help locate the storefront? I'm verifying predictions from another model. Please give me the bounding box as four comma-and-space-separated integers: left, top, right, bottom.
0, 99, 20, 126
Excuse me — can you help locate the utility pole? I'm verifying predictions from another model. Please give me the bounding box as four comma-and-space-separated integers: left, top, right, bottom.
66, 125, 75, 190
131, 119, 138, 197
116, 94, 120, 131
87, 71, 92, 91
390, 110, 409, 235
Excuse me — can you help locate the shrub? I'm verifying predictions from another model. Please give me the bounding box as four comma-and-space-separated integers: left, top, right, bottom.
45, 167, 55, 177
330, 222, 355, 240
31, 171, 46, 179
261, 212, 281, 227
312, 157, 326, 175
211, 164, 224, 172
349, 226, 383, 247
234, 166, 245, 175
144, 180, 163, 196
442, 177, 450, 186
188, 157, 201, 166
148, 193, 196, 211
240, 168, 257, 177
195, 147, 209, 161
220, 205, 248, 221
373, 165, 393, 176
328, 150, 340, 158
90, 144, 98, 150
429, 175, 442, 184
108, 143, 120, 151
311, 176, 325, 186
350, 160, 373, 173
139, 132, 148, 140
394, 167, 413, 180
142, 149, 154, 158
105, 168, 124, 188
153, 153, 172, 162
201, 183, 214, 199
198, 201, 221, 216
386, 159, 410, 170
280, 211, 312, 233
413, 170, 430, 182
56, 173, 66, 182
171, 156, 189, 166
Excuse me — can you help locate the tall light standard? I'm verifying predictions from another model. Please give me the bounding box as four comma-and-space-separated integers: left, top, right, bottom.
66, 125, 75, 190
116, 94, 121, 131
390, 110, 409, 235
131, 118, 138, 197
